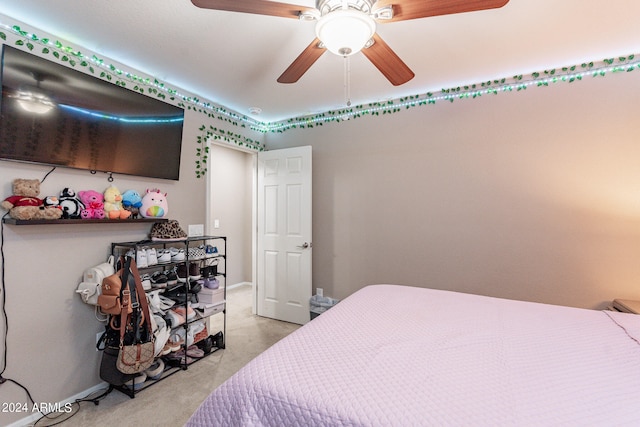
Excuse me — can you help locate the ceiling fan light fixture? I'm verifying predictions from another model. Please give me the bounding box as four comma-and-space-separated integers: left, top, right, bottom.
315, 9, 375, 57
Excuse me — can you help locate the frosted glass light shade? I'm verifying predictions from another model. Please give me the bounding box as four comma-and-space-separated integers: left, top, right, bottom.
316, 10, 375, 56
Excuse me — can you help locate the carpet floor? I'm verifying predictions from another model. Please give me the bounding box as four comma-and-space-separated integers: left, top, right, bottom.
41, 284, 300, 426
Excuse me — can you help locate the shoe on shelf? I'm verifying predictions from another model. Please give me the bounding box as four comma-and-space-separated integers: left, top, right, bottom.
136, 248, 148, 268
188, 263, 201, 281
146, 247, 158, 266
204, 245, 219, 257
165, 269, 178, 286
204, 277, 220, 290
170, 247, 185, 262
145, 359, 165, 380
173, 304, 197, 322
166, 331, 184, 352
176, 264, 188, 283
151, 271, 168, 289
140, 274, 152, 291
156, 249, 171, 264
188, 245, 205, 260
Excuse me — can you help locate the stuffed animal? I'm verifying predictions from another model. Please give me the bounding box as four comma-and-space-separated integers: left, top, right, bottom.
78, 190, 106, 219
58, 188, 84, 219
103, 185, 131, 220
121, 189, 143, 219
1, 178, 63, 220
139, 188, 168, 218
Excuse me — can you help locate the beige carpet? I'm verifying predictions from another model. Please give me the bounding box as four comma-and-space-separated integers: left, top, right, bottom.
43, 285, 300, 426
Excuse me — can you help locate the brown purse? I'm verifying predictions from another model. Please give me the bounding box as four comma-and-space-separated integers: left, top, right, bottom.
97, 258, 133, 316
115, 258, 155, 374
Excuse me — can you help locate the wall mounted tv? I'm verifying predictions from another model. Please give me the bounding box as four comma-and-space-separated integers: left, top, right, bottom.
0, 45, 184, 180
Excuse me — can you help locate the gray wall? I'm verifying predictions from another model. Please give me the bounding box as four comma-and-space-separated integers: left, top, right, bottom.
208, 144, 254, 286
265, 70, 640, 309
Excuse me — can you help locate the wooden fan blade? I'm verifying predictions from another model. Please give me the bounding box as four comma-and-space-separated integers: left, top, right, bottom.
277, 38, 327, 84
361, 33, 414, 86
374, 0, 509, 22
191, 0, 315, 19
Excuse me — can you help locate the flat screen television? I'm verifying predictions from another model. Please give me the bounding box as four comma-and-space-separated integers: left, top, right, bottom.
0, 45, 184, 180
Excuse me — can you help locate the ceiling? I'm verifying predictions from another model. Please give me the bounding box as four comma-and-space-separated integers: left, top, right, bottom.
1, 1, 640, 122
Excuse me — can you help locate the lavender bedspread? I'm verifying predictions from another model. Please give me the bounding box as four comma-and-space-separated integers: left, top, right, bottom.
187, 285, 640, 426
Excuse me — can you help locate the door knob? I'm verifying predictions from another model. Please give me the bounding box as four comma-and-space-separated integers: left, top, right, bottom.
297, 242, 311, 249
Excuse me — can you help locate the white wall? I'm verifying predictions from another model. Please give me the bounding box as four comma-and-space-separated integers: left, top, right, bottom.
265, 70, 640, 309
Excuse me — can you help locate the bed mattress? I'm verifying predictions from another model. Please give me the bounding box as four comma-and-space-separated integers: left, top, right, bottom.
187, 285, 640, 426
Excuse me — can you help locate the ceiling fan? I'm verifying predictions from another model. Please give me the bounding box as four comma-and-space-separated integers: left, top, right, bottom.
191, 0, 510, 86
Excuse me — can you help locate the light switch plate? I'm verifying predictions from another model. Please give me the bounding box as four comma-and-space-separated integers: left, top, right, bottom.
188, 224, 204, 237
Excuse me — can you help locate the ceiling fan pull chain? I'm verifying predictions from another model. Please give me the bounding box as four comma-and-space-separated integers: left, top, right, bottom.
344, 55, 351, 107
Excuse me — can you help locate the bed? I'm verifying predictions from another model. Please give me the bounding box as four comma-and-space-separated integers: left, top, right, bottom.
187, 284, 640, 426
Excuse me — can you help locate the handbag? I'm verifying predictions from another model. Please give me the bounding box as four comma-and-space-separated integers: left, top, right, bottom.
76, 256, 115, 305
97, 257, 132, 316
115, 257, 155, 374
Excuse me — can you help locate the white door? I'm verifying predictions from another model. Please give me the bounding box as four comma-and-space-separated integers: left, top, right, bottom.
257, 146, 312, 325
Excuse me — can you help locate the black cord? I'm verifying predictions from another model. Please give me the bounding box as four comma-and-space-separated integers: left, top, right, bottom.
0, 167, 114, 426
41, 167, 56, 183
32, 386, 113, 426
1, 212, 9, 377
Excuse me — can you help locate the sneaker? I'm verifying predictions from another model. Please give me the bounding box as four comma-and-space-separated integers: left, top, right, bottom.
188, 245, 205, 260
170, 247, 185, 262
173, 304, 197, 321
156, 249, 171, 264
146, 247, 158, 265
204, 277, 220, 290
136, 248, 148, 268
188, 263, 201, 281
140, 274, 152, 290
151, 271, 168, 288
176, 264, 188, 283
166, 331, 184, 351
165, 269, 178, 286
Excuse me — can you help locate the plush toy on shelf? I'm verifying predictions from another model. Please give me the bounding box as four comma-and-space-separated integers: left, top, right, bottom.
103, 185, 131, 220
78, 190, 106, 219
58, 188, 85, 219
121, 189, 143, 219
1, 178, 63, 220
139, 188, 168, 218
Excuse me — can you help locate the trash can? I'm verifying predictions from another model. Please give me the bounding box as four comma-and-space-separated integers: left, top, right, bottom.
310, 295, 339, 320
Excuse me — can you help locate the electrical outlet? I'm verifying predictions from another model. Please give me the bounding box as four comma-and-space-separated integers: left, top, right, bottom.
317, 288, 323, 297
188, 224, 204, 237
96, 332, 102, 351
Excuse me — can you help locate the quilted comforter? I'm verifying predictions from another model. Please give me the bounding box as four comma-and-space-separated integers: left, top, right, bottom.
187, 285, 640, 426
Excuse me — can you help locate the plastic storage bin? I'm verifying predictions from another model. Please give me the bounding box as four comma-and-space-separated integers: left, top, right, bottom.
310, 295, 340, 319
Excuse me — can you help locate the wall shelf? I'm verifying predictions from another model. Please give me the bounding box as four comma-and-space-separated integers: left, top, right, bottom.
2, 218, 167, 225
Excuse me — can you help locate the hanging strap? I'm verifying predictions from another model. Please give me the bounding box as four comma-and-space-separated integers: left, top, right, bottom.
118, 256, 153, 346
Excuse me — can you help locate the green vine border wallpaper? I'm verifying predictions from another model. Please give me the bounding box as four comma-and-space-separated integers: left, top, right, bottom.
2, 18, 640, 175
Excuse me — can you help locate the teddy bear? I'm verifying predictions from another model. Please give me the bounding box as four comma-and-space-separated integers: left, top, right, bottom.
103, 185, 131, 220
78, 190, 106, 219
58, 188, 85, 219
1, 178, 63, 220
139, 188, 169, 218
121, 189, 143, 219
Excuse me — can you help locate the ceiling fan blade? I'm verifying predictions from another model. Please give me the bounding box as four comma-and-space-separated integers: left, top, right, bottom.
277, 38, 327, 84
190, 0, 315, 19
361, 33, 414, 86
374, 0, 509, 22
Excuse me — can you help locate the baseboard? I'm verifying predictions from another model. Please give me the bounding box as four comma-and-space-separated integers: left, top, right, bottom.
7, 382, 110, 427
227, 281, 252, 290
